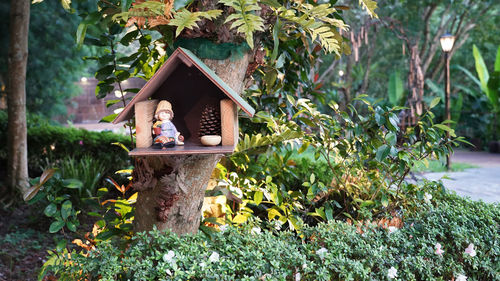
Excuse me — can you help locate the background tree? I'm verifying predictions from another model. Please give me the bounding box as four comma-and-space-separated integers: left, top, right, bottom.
0, 1, 97, 201
0, 1, 97, 119
6, 0, 30, 196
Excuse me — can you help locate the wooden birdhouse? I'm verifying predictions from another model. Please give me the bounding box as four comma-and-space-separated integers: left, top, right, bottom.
113, 47, 255, 156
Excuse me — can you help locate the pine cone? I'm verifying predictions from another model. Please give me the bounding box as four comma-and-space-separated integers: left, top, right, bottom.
199, 105, 221, 137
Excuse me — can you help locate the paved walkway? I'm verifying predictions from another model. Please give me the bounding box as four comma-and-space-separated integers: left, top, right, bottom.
423, 150, 500, 203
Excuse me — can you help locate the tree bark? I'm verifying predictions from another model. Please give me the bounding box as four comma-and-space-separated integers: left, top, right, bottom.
133, 53, 250, 235
7, 0, 30, 196
404, 44, 424, 126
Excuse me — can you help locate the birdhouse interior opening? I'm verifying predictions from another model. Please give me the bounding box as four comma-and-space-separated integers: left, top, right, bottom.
151, 62, 226, 146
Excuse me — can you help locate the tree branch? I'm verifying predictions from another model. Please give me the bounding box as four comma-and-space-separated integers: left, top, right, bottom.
419, 4, 438, 58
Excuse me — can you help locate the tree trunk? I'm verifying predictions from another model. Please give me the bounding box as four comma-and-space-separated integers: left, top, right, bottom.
7, 0, 30, 196
403, 44, 424, 127
133, 53, 250, 235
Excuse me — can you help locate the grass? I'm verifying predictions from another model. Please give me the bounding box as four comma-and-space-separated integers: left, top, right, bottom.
411, 159, 478, 173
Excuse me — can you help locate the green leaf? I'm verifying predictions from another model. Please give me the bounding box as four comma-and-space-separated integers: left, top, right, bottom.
473, 45, 490, 95
49, 220, 65, 233
376, 145, 390, 161
63, 179, 83, 189
101, 113, 118, 123
265, 68, 278, 89
219, 0, 264, 48
232, 214, 248, 224
434, 124, 456, 137
76, 23, 87, 47
381, 194, 389, 207
271, 17, 280, 63
429, 97, 441, 109
95, 65, 115, 81
60, 0, 71, 11
386, 113, 399, 131
120, 30, 139, 46
385, 132, 397, 146
360, 200, 375, 208
254, 191, 263, 205
115, 70, 130, 81
169, 9, 222, 37
106, 99, 121, 108
268, 209, 281, 220
325, 205, 333, 221
375, 112, 385, 126
66, 221, 77, 232
61, 200, 72, 220
96, 220, 106, 228
96, 82, 114, 99
454, 65, 482, 89
495, 46, 500, 72
44, 204, 58, 217
388, 71, 403, 106
358, 0, 378, 18
56, 240, 67, 252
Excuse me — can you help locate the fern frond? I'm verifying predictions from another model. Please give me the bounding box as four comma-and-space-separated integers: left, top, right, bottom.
219, 0, 265, 48
278, 3, 346, 54
359, 0, 379, 18
169, 9, 222, 37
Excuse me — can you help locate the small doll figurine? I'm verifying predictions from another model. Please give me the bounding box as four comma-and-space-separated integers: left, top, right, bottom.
152, 100, 184, 149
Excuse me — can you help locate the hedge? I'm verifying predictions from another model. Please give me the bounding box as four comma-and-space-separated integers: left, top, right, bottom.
45, 192, 500, 281
0, 111, 131, 176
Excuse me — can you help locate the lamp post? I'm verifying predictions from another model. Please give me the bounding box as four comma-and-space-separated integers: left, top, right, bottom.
440, 33, 455, 171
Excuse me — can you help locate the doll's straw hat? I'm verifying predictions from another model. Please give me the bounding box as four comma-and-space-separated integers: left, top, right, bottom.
155, 100, 173, 118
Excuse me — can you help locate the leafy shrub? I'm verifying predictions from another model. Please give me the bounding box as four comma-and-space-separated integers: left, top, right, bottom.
0, 110, 131, 176
42, 191, 500, 281
57, 155, 106, 197
218, 97, 466, 230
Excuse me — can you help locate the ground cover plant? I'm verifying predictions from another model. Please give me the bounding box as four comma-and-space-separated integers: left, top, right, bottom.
41, 189, 500, 281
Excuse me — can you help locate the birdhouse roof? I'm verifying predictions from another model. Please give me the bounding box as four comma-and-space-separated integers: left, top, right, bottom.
113, 47, 255, 124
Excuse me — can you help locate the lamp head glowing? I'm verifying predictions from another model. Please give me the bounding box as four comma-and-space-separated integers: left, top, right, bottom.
440, 33, 455, 53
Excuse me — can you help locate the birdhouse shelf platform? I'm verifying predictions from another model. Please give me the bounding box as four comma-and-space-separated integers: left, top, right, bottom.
129, 143, 235, 156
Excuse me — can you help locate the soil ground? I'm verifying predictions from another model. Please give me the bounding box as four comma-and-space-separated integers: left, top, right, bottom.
0, 204, 58, 281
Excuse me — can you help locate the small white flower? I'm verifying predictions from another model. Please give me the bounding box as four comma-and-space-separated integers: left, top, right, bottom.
387, 266, 398, 279
424, 192, 433, 204
166, 269, 172, 276
464, 243, 476, 257
316, 247, 328, 259
302, 263, 307, 269
388, 226, 398, 234
251, 227, 261, 235
455, 274, 467, 281
199, 262, 206, 268
295, 272, 301, 281
209, 251, 220, 263
435, 243, 444, 256
162, 250, 175, 264
219, 224, 228, 233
